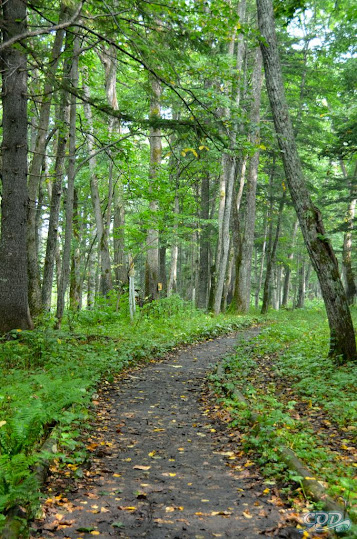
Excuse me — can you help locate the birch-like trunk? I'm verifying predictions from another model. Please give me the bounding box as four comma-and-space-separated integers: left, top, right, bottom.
282, 219, 299, 307
257, 0, 356, 362
168, 194, 179, 296
145, 77, 161, 301
42, 47, 71, 311
55, 36, 80, 328
100, 46, 127, 287
340, 160, 357, 305
232, 48, 263, 312
83, 81, 113, 297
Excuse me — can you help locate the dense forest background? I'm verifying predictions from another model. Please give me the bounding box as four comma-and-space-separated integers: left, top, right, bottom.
0, 0, 356, 346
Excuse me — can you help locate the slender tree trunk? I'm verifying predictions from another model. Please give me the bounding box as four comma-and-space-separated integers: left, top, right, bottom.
100, 45, 127, 287
341, 160, 357, 305
159, 241, 167, 295
42, 51, 71, 311
197, 173, 210, 309
261, 189, 286, 314
296, 254, 306, 309
0, 0, 33, 332
145, 77, 161, 300
168, 194, 179, 296
257, 0, 356, 362
70, 189, 81, 310
255, 210, 268, 308
232, 48, 263, 312
282, 219, 299, 307
83, 81, 113, 296
27, 6, 67, 317
55, 36, 80, 328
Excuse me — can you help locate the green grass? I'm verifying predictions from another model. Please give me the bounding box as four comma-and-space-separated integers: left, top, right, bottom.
0, 295, 255, 530
211, 304, 357, 532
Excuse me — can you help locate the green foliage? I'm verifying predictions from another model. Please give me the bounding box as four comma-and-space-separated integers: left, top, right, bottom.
211, 305, 357, 510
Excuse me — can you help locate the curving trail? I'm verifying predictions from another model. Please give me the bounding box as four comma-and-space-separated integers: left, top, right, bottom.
31, 331, 298, 538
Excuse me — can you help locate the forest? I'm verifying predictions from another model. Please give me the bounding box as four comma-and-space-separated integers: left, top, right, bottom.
0, 0, 356, 537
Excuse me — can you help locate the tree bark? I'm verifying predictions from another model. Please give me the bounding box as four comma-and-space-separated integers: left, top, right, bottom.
100, 45, 127, 288
282, 219, 299, 307
83, 80, 113, 296
145, 76, 161, 301
197, 173, 210, 309
55, 35, 80, 328
168, 194, 179, 297
257, 0, 356, 362
261, 188, 286, 314
0, 0, 33, 332
70, 189, 82, 310
232, 48, 263, 312
340, 160, 357, 305
27, 5, 67, 317
42, 45, 71, 311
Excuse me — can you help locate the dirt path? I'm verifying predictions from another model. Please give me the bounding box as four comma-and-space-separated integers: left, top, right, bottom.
31, 331, 298, 538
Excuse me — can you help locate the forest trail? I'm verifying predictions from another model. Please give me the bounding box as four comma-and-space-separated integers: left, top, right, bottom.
31, 332, 299, 538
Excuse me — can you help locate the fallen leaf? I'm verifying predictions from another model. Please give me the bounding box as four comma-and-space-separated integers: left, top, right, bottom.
133, 465, 151, 471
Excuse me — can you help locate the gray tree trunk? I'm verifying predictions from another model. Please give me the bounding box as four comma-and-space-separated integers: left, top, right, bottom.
55, 35, 80, 328
282, 219, 299, 307
233, 48, 263, 312
197, 173, 210, 309
0, 0, 33, 332
83, 80, 113, 296
42, 46, 71, 311
340, 160, 357, 305
70, 189, 82, 310
257, 0, 356, 362
27, 6, 67, 317
145, 77, 161, 301
100, 45, 127, 288
168, 194, 179, 297
261, 189, 286, 314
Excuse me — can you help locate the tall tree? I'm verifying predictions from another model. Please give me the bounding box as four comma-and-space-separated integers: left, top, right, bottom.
145, 76, 162, 301
256, 0, 356, 362
0, 0, 33, 332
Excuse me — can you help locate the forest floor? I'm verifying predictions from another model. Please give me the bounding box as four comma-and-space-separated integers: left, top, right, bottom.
29, 330, 309, 539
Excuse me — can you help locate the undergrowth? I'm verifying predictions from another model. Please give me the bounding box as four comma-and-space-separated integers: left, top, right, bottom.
0, 294, 255, 532
210, 304, 357, 536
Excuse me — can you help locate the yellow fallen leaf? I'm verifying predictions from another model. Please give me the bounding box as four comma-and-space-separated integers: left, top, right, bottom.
91, 532, 100, 536
178, 447, 184, 451
304, 477, 316, 480
165, 506, 175, 512
133, 465, 151, 471
243, 511, 253, 519
148, 450, 156, 457
113, 474, 121, 477
0, 421, 7, 428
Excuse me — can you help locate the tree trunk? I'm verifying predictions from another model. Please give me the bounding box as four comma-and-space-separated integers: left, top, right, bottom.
282, 219, 299, 307
100, 45, 127, 288
145, 77, 161, 301
159, 241, 167, 295
0, 0, 33, 332
197, 173, 210, 309
27, 5, 67, 317
296, 255, 306, 309
255, 210, 268, 309
83, 80, 113, 296
257, 0, 356, 362
70, 189, 82, 310
168, 194, 179, 296
261, 189, 286, 314
232, 48, 263, 312
55, 35, 80, 328
341, 160, 357, 305
41, 50, 71, 311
